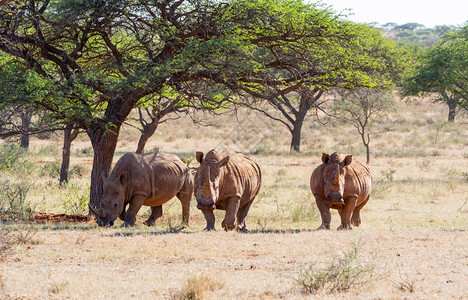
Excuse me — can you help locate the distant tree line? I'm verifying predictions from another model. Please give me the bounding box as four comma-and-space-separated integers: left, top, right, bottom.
378, 22, 455, 47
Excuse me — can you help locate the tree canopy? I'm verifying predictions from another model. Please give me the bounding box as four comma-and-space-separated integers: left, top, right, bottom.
0, 0, 409, 205
402, 22, 468, 121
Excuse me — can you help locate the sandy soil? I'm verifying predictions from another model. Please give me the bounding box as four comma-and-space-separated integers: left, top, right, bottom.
1, 227, 467, 299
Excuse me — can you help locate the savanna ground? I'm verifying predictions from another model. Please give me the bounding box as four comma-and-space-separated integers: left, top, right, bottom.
1, 96, 467, 299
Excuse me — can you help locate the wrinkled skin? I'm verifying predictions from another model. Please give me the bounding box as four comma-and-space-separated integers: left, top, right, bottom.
310, 152, 371, 230
91, 152, 193, 227
194, 149, 261, 231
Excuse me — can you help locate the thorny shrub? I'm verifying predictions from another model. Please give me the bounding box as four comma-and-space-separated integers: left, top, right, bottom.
295, 240, 377, 294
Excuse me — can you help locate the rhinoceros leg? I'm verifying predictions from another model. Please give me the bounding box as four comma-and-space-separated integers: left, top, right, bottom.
236, 200, 253, 231
201, 209, 215, 231
143, 205, 162, 226
124, 194, 146, 227
176, 175, 193, 226
222, 197, 240, 231
338, 196, 357, 230
314, 194, 331, 230
119, 202, 128, 221
351, 196, 369, 227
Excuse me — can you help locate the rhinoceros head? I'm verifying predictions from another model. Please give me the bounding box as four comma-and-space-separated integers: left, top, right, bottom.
91, 172, 127, 227
322, 152, 352, 206
194, 151, 229, 210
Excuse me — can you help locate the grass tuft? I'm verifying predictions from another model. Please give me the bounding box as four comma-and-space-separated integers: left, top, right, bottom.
172, 274, 224, 300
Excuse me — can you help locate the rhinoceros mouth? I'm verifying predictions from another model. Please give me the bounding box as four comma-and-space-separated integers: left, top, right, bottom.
327, 199, 345, 207
197, 203, 216, 210
97, 219, 115, 227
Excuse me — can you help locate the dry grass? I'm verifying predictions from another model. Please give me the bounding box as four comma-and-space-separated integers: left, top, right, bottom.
0, 97, 467, 298
171, 274, 224, 300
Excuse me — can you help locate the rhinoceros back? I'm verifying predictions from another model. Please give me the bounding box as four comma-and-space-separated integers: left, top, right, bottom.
112, 152, 189, 206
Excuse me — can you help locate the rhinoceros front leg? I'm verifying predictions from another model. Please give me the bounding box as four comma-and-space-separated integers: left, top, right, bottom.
124, 194, 146, 227
338, 196, 357, 230
143, 205, 162, 226
314, 193, 331, 230
222, 197, 240, 231
201, 209, 215, 231
119, 202, 128, 221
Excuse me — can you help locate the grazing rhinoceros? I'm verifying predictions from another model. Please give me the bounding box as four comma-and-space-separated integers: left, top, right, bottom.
194, 149, 262, 231
89, 152, 193, 227
310, 152, 371, 230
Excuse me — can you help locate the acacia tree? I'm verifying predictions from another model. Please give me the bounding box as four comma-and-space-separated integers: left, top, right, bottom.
0, 0, 238, 207
332, 88, 396, 164
1, 55, 82, 183
226, 6, 405, 152
243, 87, 325, 151
3, 0, 385, 208
402, 22, 468, 121
0, 57, 59, 138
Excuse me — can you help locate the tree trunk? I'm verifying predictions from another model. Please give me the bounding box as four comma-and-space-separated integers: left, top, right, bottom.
365, 143, 370, 165
20, 111, 32, 149
447, 100, 456, 122
60, 127, 79, 184
136, 122, 159, 154
290, 110, 307, 152
290, 122, 303, 152
361, 131, 371, 164
88, 125, 121, 209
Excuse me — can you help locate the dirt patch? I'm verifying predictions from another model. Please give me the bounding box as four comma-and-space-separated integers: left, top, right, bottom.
34, 212, 92, 224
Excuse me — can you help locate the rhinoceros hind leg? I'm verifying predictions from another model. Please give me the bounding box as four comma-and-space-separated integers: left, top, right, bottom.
177, 173, 193, 226
351, 196, 369, 227
236, 200, 253, 231
143, 205, 163, 226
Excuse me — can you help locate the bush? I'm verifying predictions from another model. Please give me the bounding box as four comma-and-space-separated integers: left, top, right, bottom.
40, 161, 60, 178
0, 143, 26, 171
38, 144, 57, 156
69, 164, 86, 178
77, 146, 94, 157
0, 179, 35, 222
295, 240, 377, 294
178, 153, 195, 166
290, 202, 318, 223
61, 184, 90, 215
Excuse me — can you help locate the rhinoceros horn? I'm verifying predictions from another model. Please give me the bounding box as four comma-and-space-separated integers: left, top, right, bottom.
88, 203, 103, 218
332, 164, 340, 187
205, 167, 210, 185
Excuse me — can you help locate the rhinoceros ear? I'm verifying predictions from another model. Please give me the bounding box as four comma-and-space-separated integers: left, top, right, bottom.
218, 156, 229, 168
321, 153, 330, 164
196, 151, 204, 164
343, 155, 353, 167
119, 172, 128, 185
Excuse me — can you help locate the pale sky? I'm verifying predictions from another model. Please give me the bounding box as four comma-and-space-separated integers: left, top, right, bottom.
319, 0, 468, 28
